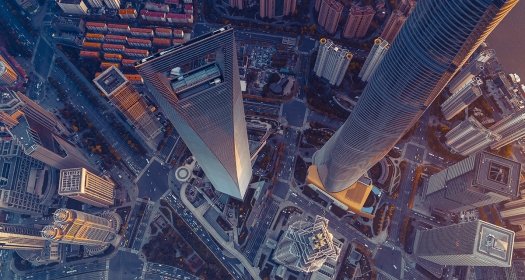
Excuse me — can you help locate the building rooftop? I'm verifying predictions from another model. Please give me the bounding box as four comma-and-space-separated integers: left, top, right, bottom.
306, 165, 381, 218
474, 152, 521, 197
58, 168, 83, 193
58, 0, 84, 4
93, 66, 128, 96
0, 62, 6, 76
170, 63, 222, 99
136, 25, 233, 66
0, 90, 22, 112
477, 221, 514, 264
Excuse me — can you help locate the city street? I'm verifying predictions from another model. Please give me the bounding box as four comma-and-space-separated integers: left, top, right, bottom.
137, 159, 171, 201
108, 251, 143, 280
164, 193, 252, 280
282, 100, 307, 127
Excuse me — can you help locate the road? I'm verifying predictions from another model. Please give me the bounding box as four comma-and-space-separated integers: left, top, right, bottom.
108, 251, 143, 280
14, 259, 109, 279
49, 56, 147, 174
277, 128, 300, 181
166, 190, 257, 280
143, 262, 200, 280
242, 199, 280, 263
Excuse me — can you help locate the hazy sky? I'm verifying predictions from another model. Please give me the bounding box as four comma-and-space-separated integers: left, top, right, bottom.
486, 1, 525, 79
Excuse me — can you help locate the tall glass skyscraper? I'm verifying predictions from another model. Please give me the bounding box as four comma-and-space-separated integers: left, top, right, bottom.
136, 26, 252, 199
311, 0, 519, 192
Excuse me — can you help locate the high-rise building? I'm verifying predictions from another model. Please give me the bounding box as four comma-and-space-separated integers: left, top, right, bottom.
56, 0, 89, 15
445, 117, 500, 156
317, 0, 343, 34
93, 66, 162, 146
500, 198, 525, 254
358, 37, 390, 82
0, 55, 18, 86
314, 0, 321, 11
0, 223, 47, 250
42, 209, 119, 246
15, 241, 62, 266
489, 109, 525, 149
425, 151, 520, 213
283, 0, 296, 16
260, 0, 296, 18
15, 0, 39, 13
0, 136, 49, 215
306, 175, 381, 218
0, 91, 92, 171
313, 38, 353, 86
15, 92, 69, 136
308, 0, 519, 193
500, 198, 525, 226
343, 5, 375, 39
58, 168, 115, 208
135, 26, 252, 199
442, 77, 484, 120
398, 0, 416, 15
380, 10, 407, 43
414, 220, 514, 267
229, 0, 243, 9
448, 49, 496, 94
273, 216, 341, 272
85, 0, 103, 8
102, 0, 120, 9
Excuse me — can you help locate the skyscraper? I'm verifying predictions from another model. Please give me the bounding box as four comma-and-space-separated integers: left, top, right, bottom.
229, 0, 243, 9
102, 0, 120, 9
56, 0, 89, 15
448, 49, 495, 94
445, 117, 500, 156
0, 223, 47, 250
398, 0, 416, 15
380, 10, 407, 43
317, 0, 343, 34
58, 168, 115, 208
414, 220, 514, 267
273, 216, 341, 272
260, 0, 296, 18
314, 0, 321, 11
313, 38, 353, 86
441, 77, 484, 120
0, 55, 18, 86
93, 66, 162, 148
0, 90, 93, 171
343, 5, 375, 39
358, 37, 390, 82
309, 0, 519, 193
489, 109, 525, 149
136, 26, 252, 199
15, 0, 39, 13
0, 136, 49, 215
425, 151, 520, 213
85, 0, 103, 8
500, 198, 525, 226
42, 208, 120, 246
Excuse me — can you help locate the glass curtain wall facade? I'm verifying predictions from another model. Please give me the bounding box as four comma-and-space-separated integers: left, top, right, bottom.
136, 26, 252, 199
312, 0, 519, 192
